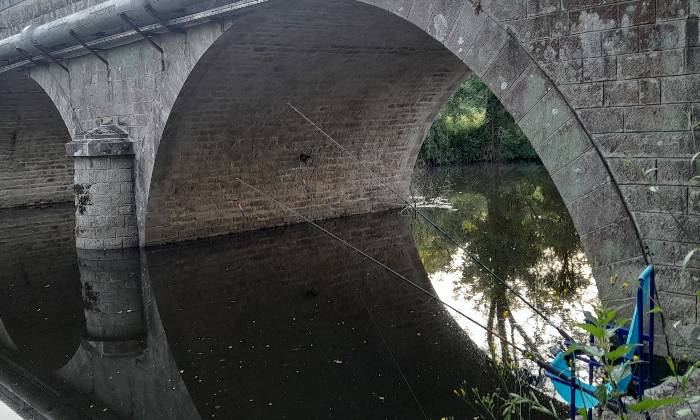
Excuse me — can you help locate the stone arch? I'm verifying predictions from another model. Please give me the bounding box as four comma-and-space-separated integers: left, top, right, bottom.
0, 69, 82, 369
146, 0, 645, 283
0, 70, 75, 209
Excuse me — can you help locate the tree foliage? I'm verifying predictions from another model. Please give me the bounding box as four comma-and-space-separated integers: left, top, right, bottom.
419, 76, 537, 165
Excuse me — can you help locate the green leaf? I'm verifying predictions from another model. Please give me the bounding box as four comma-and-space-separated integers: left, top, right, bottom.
594, 385, 609, 402
676, 408, 693, 417
686, 395, 700, 404
628, 397, 683, 412
608, 304, 631, 322
605, 345, 635, 362
577, 322, 607, 339
648, 307, 664, 314
598, 307, 619, 325
566, 344, 604, 358
667, 356, 676, 369
610, 363, 632, 384
531, 405, 558, 419
681, 362, 700, 391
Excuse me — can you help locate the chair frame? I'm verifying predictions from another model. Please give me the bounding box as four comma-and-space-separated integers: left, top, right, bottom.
547, 266, 656, 420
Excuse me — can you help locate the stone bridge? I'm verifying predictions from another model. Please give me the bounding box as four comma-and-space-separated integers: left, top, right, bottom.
0, 0, 698, 353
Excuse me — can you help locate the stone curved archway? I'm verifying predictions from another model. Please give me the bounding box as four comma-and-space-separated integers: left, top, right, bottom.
0, 71, 75, 209
145, 0, 645, 286
0, 70, 84, 369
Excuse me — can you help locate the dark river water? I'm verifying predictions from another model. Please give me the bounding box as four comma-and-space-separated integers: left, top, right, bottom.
0, 162, 595, 419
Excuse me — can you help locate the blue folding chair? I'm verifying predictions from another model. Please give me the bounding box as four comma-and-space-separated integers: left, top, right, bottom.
545, 265, 656, 419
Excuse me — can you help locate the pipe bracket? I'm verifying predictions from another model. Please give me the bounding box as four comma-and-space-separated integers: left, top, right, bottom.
144, 5, 185, 33
119, 12, 163, 53
32, 43, 70, 73
69, 30, 110, 68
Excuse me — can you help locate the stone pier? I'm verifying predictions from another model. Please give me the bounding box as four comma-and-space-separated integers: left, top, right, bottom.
66, 123, 138, 250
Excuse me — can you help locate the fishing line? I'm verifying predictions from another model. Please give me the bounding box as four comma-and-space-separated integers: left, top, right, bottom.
235, 177, 610, 407
297, 276, 366, 419
358, 294, 429, 420
237, 177, 528, 354
286, 102, 575, 344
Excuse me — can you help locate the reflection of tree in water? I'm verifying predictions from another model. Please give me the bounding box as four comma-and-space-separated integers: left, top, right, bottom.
411, 163, 592, 364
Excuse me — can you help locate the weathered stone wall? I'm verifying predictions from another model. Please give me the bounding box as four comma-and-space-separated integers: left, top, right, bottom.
73, 155, 139, 249
463, 0, 700, 358
0, 72, 73, 208
145, 2, 468, 244
350, 0, 699, 357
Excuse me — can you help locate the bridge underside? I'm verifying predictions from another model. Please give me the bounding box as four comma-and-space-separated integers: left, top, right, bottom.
0, 73, 73, 209
145, 1, 469, 245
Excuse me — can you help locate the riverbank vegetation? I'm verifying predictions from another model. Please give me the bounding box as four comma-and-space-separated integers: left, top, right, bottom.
419, 76, 536, 165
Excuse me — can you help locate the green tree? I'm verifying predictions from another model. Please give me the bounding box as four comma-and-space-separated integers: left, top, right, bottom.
419, 77, 537, 165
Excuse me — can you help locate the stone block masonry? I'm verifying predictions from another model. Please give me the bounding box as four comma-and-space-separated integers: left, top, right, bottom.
67, 123, 138, 250
0, 73, 73, 209
474, 0, 700, 357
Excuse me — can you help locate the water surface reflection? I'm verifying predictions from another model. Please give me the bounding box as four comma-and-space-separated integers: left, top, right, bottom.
0, 163, 599, 419
411, 163, 598, 365
0, 204, 495, 419
147, 212, 494, 419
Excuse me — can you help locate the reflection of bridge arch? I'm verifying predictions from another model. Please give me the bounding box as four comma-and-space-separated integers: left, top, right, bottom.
0, 206, 198, 419
0, 204, 83, 372
0, 208, 499, 419
136, 1, 674, 344
56, 248, 200, 420
149, 211, 496, 419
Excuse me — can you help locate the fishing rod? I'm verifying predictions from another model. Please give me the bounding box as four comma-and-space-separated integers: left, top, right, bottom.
235, 177, 618, 411
286, 102, 576, 344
